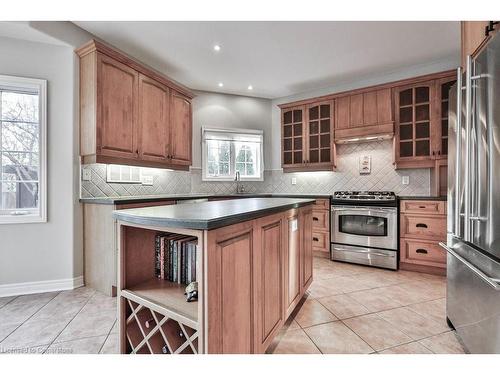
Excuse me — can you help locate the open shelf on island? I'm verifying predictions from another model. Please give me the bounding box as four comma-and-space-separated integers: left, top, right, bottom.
122, 278, 198, 328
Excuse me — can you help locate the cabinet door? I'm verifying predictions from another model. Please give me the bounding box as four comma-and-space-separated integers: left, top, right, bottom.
301, 207, 313, 289
138, 74, 170, 162
394, 81, 435, 166
170, 91, 192, 166
435, 77, 457, 158
282, 107, 305, 167
376, 88, 393, 124
284, 210, 301, 318
253, 214, 284, 352
335, 96, 350, 129
206, 222, 255, 354
306, 101, 334, 166
97, 53, 138, 159
350, 94, 364, 127
363, 90, 378, 126
461, 21, 499, 68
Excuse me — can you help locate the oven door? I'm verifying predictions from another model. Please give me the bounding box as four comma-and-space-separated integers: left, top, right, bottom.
331, 205, 397, 250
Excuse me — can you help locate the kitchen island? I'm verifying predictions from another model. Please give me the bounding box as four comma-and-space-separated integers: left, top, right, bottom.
113, 198, 315, 354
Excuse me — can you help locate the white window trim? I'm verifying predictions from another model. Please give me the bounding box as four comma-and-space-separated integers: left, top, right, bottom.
0, 75, 47, 224
201, 127, 264, 182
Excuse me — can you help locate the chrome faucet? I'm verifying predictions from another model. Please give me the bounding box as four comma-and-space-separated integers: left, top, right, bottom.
235, 171, 245, 194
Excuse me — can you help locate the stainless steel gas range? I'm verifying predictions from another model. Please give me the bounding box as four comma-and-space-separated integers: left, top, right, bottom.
330, 191, 398, 270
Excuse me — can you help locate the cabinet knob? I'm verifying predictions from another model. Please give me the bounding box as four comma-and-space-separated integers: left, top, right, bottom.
313, 217, 319, 221
313, 237, 319, 242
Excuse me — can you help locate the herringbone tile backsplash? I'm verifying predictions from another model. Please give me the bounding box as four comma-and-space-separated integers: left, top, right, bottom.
80, 141, 430, 198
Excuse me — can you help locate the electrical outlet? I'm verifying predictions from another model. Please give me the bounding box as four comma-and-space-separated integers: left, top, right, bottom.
141, 175, 154, 186
291, 177, 297, 185
402, 176, 410, 185
82, 169, 91, 181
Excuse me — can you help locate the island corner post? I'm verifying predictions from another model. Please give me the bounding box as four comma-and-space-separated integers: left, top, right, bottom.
114, 198, 315, 354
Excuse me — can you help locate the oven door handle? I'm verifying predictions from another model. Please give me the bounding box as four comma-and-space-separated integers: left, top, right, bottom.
331, 207, 395, 215
332, 246, 395, 258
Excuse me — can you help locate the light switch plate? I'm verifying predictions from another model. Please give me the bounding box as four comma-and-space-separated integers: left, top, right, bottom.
141, 175, 154, 186
82, 169, 91, 181
291, 177, 297, 185
402, 176, 410, 185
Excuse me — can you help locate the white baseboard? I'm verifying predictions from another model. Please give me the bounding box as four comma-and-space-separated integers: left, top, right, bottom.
0, 276, 84, 297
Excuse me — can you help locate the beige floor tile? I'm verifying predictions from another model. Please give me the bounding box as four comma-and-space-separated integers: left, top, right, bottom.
377, 307, 448, 340
46, 335, 108, 354
329, 275, 373, 293
83, 292, 117, 313
111, 321, 119, 334
0, 296, 16, 309
0, 300, 48, 325
0, 318, 71, 350
348, 270, 402, 288
347, 288, 402, 313
318, 294, 370, 320
58, 286, 95, 300
100, 334, 119, 354
343, 313, 412, 351
378, 341, 432, 354
307, 278, 345, 299
270, 329, 321, 354
408, 298, 447, 323
294, 299, 337, 328
30, 295, 88, 322
305, 321, 374, 354
55, 308, 116, 343
0, 322, 20, 342
377, 284, 434, 306
8, 292, 59, 307
418, 332, 466, 354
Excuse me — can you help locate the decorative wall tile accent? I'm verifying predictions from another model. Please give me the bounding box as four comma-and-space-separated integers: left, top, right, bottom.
80, 141, 430, 198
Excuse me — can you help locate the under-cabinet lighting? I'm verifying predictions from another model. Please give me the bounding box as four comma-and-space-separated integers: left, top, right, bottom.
248, 85, 253, 90
218, 82, 224, 87
213, 44, 221, 52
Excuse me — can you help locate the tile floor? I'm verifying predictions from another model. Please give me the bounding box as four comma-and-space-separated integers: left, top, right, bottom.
267, 257, 466, 354
0, 257, 466, 354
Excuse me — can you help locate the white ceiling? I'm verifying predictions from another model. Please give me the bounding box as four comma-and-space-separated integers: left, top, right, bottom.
74, 21, 460, 99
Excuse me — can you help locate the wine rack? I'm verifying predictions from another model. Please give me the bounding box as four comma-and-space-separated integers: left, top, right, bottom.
123, 295, 198, 354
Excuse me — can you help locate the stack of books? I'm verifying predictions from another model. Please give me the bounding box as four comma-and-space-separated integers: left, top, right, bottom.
154, 234, 197, 284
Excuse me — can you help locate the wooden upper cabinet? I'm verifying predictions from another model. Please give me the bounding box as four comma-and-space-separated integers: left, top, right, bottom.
461, 21, 499, 68
334, 88, 393, 142
97, 53, 139, 160
281, 101, 335, 172
394, 81, 435, 168
138, 74, 170, 162
435, 77, 457, 159
305, 101, 334, 167
170, 91, 192, 166
77, 39, 194, 170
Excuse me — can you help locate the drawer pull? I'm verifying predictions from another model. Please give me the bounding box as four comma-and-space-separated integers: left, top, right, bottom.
313, 237, 319, 242
418, 206, 426, 208
416, 248, 428, 254
416, 223, 428, 228
313, 217, 319, 221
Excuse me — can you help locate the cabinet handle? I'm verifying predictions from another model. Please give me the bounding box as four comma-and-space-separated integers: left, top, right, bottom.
438, 150, 441, 155
313, 217, 319, 221
416, 248, 428, 254
416, 223, 428, 228
313, 237, 319, 242
418, 206, 426, 208
432, 151, 435, 156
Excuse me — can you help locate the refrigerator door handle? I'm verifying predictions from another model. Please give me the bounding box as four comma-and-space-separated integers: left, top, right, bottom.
440, 243, 500, 290
464, 55, 473, 242
455, 67, 462, 238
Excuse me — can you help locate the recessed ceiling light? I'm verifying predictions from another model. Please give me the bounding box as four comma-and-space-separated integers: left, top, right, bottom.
213, 44, 221, 52
218, 82, 224, 87
247, 85, 253, 90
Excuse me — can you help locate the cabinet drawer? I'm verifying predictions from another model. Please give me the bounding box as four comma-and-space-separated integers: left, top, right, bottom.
400, 200, 446, 215
400, 238, 446, 268
401, 215, 446, 240
312, 210, 329, 231
312, 231, 329, 252
313, 199, 330, 210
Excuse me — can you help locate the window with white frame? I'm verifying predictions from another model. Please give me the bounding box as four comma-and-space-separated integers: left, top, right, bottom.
202, 128, 264, 181
0, 75, 46, 223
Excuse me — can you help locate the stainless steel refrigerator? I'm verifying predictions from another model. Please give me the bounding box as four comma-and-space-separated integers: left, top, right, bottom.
443, 31, 500, 354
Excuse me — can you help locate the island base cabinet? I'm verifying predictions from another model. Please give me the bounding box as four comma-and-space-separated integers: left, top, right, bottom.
205, 206, 313, 354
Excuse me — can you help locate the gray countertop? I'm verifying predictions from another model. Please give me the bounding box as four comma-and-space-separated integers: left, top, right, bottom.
81, 193, 331, 205
112, 197, 316, 230
398, 196, 447, 201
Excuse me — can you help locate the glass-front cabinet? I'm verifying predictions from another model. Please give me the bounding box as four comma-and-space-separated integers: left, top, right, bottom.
394, 81, 436, 168
281, 100, 335, 172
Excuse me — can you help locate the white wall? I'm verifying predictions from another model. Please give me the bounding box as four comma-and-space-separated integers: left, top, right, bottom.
191, 90, 272, 169
0, 36, 81, 288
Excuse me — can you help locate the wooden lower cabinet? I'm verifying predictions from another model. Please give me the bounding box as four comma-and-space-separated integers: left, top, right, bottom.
399, 199, 447, 275
205, 206, 313, 353
311, 199, 330, 258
